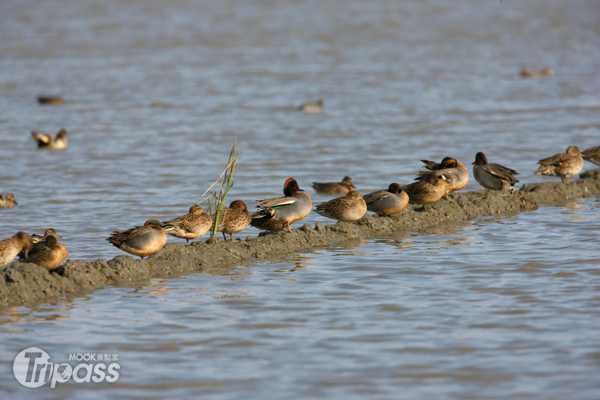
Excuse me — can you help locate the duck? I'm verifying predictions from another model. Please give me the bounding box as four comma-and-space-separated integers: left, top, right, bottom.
0, 192, 17, 208
32, 129, 68, 150
211, 200, 252, 240
250, 208, 287, 231
581, 146, 600, 166
19, 236, 68, 271
0, 232, 34, 268
252, 178, 312, 232
298, 99, 323, 113
162, 205, 213, 245
315, 190, 367, 222
535, 146, 584, 182
472, 152, 519, 191
416, 157, 469, 200
312, 176, 355, 195
403, 173, 448, 211
37, 95, 65, 105
107, 219, 167, 259
31, 228, 62, 243
363, 183, 409, 216
520, 68, 554, 78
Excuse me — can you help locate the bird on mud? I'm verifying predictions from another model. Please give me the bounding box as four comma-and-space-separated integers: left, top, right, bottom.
534, 146, 584, 183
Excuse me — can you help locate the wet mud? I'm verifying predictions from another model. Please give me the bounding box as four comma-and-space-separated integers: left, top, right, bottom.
1, 171, 599, 308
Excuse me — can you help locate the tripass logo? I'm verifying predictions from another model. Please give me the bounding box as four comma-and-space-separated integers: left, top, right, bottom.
13, 347, 120, 388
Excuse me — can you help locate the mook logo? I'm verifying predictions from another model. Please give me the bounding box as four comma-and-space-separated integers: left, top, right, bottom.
13, 347, 120, 388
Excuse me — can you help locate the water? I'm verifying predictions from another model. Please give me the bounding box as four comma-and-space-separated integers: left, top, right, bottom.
1, 0, 599, 398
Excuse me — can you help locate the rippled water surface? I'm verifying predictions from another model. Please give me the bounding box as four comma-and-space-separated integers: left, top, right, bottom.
1, 0, 599, 398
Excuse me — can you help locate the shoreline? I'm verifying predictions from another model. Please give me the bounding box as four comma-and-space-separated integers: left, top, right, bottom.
1, 170, 599, 309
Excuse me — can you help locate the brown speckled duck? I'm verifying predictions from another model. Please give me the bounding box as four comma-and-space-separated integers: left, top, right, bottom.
212, 200, 252, 240
0, 232, 34, 268
107, 219, 167, 259
315, 190, 367, 222
535, 146, 584, 182
0, 193, 17, 208
162, 205, 213, 244
403, 173, 448, 211
312, 176, 355, 195
32, 129, 68, 150
363, 183, 409, 216
20, 236, 68, 271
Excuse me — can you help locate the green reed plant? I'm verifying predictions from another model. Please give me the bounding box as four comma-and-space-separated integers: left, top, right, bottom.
203, 126, 241, 238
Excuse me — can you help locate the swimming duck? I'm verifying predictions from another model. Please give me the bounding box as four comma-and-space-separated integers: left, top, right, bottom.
0, 193, 17, 208
298, 99, 323, 113
535, 146, 584, 182
403, 173, 448, 211
162, 205, 213, 245
363, 183, 409, 216
581, 146, 600, 166
107, 219, 167, 259
315, 190, 367, 222
520, 68, 554, 78
472, 152, 519, 191
252, 178, 312, 232
31, 228, 62, 243
416, 157, 469, 200
212, 200, 252, 240
19, 236, 68, 271
32, 129, 68, 150
37, 96, 65, 105
312, 176, 355, 195
0, 232, 34, 268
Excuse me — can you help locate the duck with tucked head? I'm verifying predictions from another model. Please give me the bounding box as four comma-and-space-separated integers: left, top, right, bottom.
415, 157, 469, 201
32, 128, 68, 150
107, 219, 167, 259
212, 200, 252, 241
472, 152, 519, 191
20, 236, 68, 271
403, 173, 448, 212
0, 193, 17, 209
363, 183, 409, 216
535, 146, 584, 182
252, 178, 312, 232
298, 99, 323, 113
0, 232, 34, 268
162, 205, 213, 245
315, 190, 367, 222
581, 146, 600, 167
312, 176, 355, 195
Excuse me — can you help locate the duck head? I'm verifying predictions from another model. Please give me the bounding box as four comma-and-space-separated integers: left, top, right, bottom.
189, 205, 204, 215
472, 152, 488, 166
346, 190, 363, 200
16, 232, 34, 258
229, 200, 248, 211
144, 219, 163, 230
283, 178, 303, 196
388, 183, 402, 194
566, 146, 580, 156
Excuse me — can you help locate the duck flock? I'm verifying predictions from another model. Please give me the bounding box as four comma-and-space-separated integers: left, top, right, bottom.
1, 118, 599, 273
